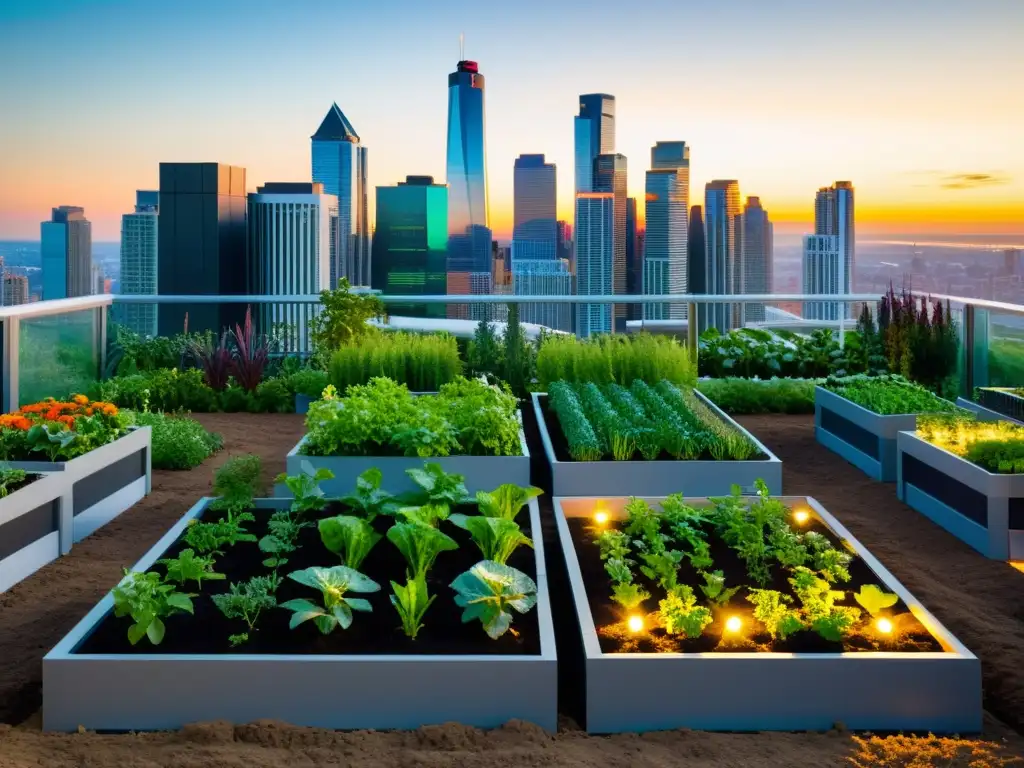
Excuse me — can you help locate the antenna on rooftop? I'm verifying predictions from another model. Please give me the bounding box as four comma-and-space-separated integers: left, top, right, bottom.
460, 32, 465, 60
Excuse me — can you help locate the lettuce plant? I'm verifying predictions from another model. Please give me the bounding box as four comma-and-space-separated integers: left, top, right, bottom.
611, 582, 650, 611
698, 570, 740, 607
183, 516, 256, 554
789, 566, 860, 641
396, 502, 451, 527
449, 515, 533, 565
280, 566, 380, 634
387, 521, 458, 579
475, 483, 543, 521
112, 569, 195, 646
405, 463, 470, 508
212, 573, 281, 646
390, 572, 435, 640
275, 461, 334, 519
595, 529, 631, 562
604, 557, 633, 584
450, 560, 537, 639
746, 589, 804, 640
319, 515, 382, 570
658, 584, 712, 639
339, 467, 397, 520
157, 549, 225, 588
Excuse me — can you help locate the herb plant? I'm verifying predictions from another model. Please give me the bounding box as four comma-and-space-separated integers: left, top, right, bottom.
158, 549, 225, 587
659, 584, 713, 638
112, 570, 195, 646
210, 454, 262, 519
183, 516, 257, 554
280, 566, 380, 634
451, 560, 538, 640
0, 467, 27, 497
212, 574, 281, 646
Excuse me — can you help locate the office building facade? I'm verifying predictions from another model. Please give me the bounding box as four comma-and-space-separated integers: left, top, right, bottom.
575, 193, 615, 337
446, 59, 491, 319
593, 153, 628, 328
371, 175, 448, 318
814, 181, 855, 317
512, 154, 557, 263
311, 104, 370, 287
703, 181, 742, 331
740, 196, 773, 323
643, 256, 669, 320
2, 273, 29, 306
41, 206, 92, 300
625, 197, 642, 320
645, 141, 690, 319
574, 94, 615, 195
248, 183, 336, 351
803, 234, 843, 320
119, 190, 159, 336
513, 259, 572, 331
157, 163, 247, 335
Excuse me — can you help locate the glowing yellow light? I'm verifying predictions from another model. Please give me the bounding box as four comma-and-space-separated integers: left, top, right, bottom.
594, 511, 609, 526
876, 617, 893, 635
627, 615, 644, 633
793, 510, 810, 525
725, 616, 743, 633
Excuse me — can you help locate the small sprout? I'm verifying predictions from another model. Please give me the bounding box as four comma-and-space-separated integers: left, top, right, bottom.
854, 584, 899, 616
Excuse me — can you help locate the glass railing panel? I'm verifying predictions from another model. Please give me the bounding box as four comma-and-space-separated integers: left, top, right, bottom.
19, 307, 101, 405
985, 310, 1024, 389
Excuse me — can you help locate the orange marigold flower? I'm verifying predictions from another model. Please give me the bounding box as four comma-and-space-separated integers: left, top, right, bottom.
85, 407, 94, 416
44, 408, 61, 421
57, 415, 76, 428
72, 394, 88, 405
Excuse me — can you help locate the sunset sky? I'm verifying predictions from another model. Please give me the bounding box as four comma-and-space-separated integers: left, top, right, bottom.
0, 0, 1021, 241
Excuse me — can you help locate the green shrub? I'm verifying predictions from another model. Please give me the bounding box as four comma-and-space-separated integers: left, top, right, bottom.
697, 378, 821, 414
287, 368, 330, 399
255, 378, 292, 413
536, 333, 695, 390
130, 411, 223, 470
92, 369, 219, 413
328, 332, 462, 392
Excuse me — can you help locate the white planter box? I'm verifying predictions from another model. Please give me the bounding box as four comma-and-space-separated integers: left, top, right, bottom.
0, 471, 70, 592
554, 494, 981, 734
43, 495, 557, 732
532, 391, 782, 497
6, 427, 152, 543
280, 413, 531, 496
5, 427, 151, 543
815, 386, 931, 482
897, 430, 1024, 560
956, 391, 1024, 425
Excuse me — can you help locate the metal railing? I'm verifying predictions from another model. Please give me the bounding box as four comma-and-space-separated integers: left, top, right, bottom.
2, 290, 1023, 411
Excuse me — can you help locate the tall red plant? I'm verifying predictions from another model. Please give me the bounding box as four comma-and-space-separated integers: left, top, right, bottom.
231, 306, 269, 393
190, 332, 232, 391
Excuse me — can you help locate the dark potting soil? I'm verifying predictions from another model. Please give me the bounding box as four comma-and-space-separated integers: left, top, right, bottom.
566, 515, 943, 654
3, 473, 41, 495
76, 501, 542, 656
538, 396, 768, 463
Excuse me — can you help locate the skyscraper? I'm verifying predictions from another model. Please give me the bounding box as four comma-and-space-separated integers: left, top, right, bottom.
311, 103, 370, 287
814, 181, 855, 317
625, 197, 642, 320
513, 259, 572, 331
740, 196, 773, 323
2, 273, 29, 306
41, 206, 92, 300
446, 58, 491, 319
157, 163, 247, 335
119, 190, 159, 336
645, 142, 690, 320
688, 205, 706, 297
556, 220, 572, 266
575, 193, 615, 337
512, 154, 557, 263
574, 94, 615, 195
802, 234, 842, 320
248, 183, 336, 352
593, 153, 628, 328
371, 175, 448, 318
703, 181, 742, 331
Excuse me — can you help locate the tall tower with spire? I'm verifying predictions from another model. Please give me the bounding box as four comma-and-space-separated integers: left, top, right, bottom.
445, 51, 491, 319
311, 103, 369, 287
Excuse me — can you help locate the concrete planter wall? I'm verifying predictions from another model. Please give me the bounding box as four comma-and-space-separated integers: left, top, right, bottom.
956, 389, 1024, 425
280, 411, 530, 496
0, 472, 69, 592
896, 430, 1024, 560
532, 391, 782, 497
5, 427, 151, 543
553, 494, 981, 734
815, 386, 935, 482
43, 495, 557, 732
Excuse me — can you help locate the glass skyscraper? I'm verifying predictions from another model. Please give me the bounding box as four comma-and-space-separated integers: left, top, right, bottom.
703, 180, 742, 332
741, 196, 773, 322
645, 142, 690, 320
512, 154, 556, 263
593, 153, 628, 328
119, 191, 159, 336
445, 59, 491, 319
41, 206, 92, 300
371, 176, 448, 318
803, 234, 842, 320
311, 103, 370, 287
513, 259, 572, 332
814, 181, 855, 318
574, 94, 615, 195
575, 193, 615, 337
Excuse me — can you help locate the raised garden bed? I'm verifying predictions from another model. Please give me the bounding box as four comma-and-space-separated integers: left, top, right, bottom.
553, 491, 981, 733
43, 468, 556, 732
814, 382, 960, 482
897, 427, 1024, 560
532, 383, 781, 497
6, 427, 151, 543
956, 388, 1024, 425
0, 471, 68, 592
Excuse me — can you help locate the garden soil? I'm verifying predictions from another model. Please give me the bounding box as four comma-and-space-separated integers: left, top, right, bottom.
0, 411, 1023, 767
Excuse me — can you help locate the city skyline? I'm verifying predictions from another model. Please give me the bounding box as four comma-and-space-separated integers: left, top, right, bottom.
1, 0, 1020, 242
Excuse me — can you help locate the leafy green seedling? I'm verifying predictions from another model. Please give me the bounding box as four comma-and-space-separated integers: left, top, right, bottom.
475, 483, 543, 521
449, 515, 533, 565
603, 557, 633, 584
595, 529, 631, 562
211, 574, 281, 644
390, 572, 436, 639
279, 566, 380, 634
182, 517, 257, 554
658, 584, 712, 639
26, 424, 78, 461
451, 560, 538, 640
157, 549, 225, 588
747, 589, 804, 640
611, 582, 650, 611
112, 569, 195, 646
397, 503, 451, 527
274, 461, 335, 518
319, 515, 382, 570
387, 521, 458, 580
339, 467, 397, 520
405, 463, 470, 507
854, 584, 899, 615
210, 454, 262, 520
640, 549, 683, 591
698, 570, 740, 607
